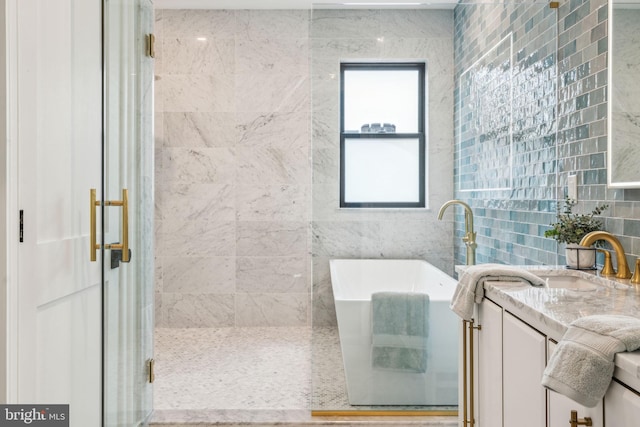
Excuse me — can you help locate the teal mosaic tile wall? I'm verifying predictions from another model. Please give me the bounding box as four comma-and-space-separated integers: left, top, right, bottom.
454, 0, 640, 269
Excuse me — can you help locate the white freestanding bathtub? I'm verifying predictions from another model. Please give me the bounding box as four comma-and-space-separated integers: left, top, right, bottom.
329, 259, 459, 406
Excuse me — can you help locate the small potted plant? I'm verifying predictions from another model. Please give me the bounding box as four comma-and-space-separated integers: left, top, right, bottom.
544, 197, 609, 269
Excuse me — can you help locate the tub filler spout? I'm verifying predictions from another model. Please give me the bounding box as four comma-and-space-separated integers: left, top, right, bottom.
438, 200, 476, 266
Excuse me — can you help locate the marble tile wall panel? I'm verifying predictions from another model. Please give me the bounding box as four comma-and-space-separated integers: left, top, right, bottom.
162, 256, 235, 294
310, 10, 456, 327
160, 74, 235, 113
236, 111, 310, 150
236, 147, 310, 186
236, 185, 308, 222
236, 256, 309, 293
162, 38, 235, 75
162, 147, 236, 184
161, 293, 235, 328
235, 293, 309, 327
235, 10, 309, 40
158, 219, 236, 258
163, 112, 237, 148
236, 221, 308, 257
156, 183, 235, 222
156, 9, 312, 327
162, 9, 236, 38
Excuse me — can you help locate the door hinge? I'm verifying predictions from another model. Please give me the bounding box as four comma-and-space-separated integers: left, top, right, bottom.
19, 210, 23, 242
147, 358, 155, 383
146, 34, 155, 58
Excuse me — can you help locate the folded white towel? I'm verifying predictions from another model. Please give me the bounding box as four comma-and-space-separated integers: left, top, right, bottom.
450, 264, 545, 320
542, 315, 640, 407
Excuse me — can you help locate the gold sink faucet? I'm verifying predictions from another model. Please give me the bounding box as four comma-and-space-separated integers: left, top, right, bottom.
579, 231, 631, 280
438, 200, 476, 266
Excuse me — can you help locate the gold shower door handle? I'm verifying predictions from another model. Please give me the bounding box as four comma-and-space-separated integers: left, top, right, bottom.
90, 188, 130, 262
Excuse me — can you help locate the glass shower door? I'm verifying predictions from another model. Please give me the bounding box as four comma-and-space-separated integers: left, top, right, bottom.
103, 0, 155, 425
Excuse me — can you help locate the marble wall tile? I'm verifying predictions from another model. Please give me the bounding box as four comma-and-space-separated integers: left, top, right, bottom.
159, 219, 236, 257
311, 256, 337, 327
161, 74, 235, 113
236, 256, 309, 293
154, 291, 163, 327
311, 38, 382, 61
235, 10, 309, 40
235, 293, 309, 327
310, 184, 341, 222
379, 10, 454, 39
236, 185, 309, 222
237, 38, 309, 75
377, 219, 451, 260
311, 74, 340, 114
308, 9, 457, 326
156, 183, 235, 222
312, 148, 339, 187
162, 37, 235, 75
162, 147, 235, 184
154, 11, 164, 75
236, 221, 308, 257
162, 256, 235, 294
235, 73, 310, 113
164, 112, 236, 148
311, 9, 381, 39
154, 75, 164, 113
163, 9, 236, 39
155, 112, 165, 148
156, 9, 314, 328
236, 147, 310, 186
162, 293, 235, 328
310, 109, 339, 151
236, 111, 310, 150
312, 221, 382, 258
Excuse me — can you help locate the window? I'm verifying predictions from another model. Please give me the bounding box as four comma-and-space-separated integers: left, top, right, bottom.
340, 62, 426, 208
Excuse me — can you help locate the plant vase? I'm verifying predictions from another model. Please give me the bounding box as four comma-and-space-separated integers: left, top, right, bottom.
565, 243, 596, 270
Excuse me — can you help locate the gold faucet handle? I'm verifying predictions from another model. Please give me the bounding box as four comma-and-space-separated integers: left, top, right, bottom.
631, 259, 640, 285
597, 249, 616, 276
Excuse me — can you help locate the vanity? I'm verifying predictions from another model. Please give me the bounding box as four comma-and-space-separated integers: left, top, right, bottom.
456, 267, 640, 427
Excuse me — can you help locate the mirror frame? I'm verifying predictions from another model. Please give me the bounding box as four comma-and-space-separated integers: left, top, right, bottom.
607, 0, 640, 188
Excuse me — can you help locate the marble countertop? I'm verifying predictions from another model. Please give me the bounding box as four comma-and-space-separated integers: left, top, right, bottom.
455, 265, 640, 391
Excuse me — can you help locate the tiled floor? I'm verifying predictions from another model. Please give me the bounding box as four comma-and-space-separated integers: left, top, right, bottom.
150, 327, 457, 426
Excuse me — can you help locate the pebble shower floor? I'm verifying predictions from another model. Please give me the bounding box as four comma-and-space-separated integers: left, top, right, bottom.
149, 327, 457, 426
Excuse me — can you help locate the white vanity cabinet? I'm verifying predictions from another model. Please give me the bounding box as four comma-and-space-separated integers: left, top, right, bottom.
475, 299, 502, 427
470, 299, 546, 427
502, 312, 546, 427
470, 296, 640, 427
605, 380, 640, 425
547, 341, 604, 427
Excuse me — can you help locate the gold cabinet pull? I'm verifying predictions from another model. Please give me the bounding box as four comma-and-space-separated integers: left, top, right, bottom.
90, 189, 99, 261
90, 188, 130, 263
570, 410, 593, 427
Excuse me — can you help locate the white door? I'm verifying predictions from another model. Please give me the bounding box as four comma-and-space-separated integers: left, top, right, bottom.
12, 0, 154, 425
15, 0, 102, 424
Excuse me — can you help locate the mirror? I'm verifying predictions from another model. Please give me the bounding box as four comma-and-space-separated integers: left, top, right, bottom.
608, 0, 640, 187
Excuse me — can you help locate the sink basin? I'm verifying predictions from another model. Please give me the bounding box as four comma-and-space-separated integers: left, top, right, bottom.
537, 275, 601, 291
